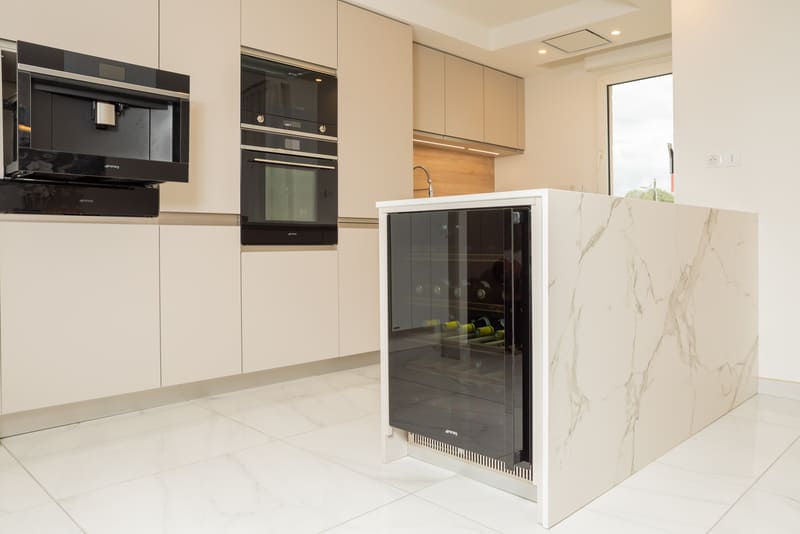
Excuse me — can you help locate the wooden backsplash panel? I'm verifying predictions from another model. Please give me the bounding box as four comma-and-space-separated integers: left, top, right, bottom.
413, 145, 495, 198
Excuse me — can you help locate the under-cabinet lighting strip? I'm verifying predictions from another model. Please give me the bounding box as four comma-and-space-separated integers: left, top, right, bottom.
413, 138, 466, 150
467, 147, 500, 156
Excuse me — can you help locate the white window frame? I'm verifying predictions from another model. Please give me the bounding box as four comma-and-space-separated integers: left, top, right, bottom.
596, 60, 673, 196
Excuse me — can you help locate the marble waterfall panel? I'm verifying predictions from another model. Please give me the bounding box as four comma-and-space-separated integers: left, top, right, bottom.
543, 190, 758, 526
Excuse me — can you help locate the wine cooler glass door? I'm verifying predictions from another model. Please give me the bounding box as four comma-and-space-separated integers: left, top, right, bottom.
387, 207, 531, 467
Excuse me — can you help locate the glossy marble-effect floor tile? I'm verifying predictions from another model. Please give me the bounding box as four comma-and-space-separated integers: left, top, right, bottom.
0, 445, 52, 516
2, 402, 270, 499
729, 394, 800, 429
0, 502, 82, 534
572, 462, 738, 534
197, 373, 379, 438
415, 476, 541, 534
710, 435, 800, 533
61, 440, 405, 534
325, 494, 499, 533
655, 411, 800, 485
287, 414, 455, 493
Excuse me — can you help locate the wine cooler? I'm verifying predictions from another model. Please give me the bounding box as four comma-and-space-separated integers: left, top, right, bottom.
387, 206, 532, 469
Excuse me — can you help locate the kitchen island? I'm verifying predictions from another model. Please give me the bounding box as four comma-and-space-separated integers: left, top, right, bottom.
377, 189, 758, 527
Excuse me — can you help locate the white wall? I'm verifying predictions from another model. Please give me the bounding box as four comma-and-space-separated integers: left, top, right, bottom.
496, 38, 672, 195
672, 0, 800, 382
495, 62, 601, 193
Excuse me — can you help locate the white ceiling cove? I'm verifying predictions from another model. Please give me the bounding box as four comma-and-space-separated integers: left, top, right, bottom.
346, 0, 671, 75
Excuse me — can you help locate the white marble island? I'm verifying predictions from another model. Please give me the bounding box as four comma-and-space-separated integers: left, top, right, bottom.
377, 189, 758, 528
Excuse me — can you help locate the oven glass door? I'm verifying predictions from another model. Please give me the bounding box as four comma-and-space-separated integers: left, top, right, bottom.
387, 207, 531, 467
241, 150, 337, 245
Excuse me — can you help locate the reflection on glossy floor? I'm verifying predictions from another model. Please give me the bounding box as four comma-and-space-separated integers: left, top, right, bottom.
1, 364, 799, 533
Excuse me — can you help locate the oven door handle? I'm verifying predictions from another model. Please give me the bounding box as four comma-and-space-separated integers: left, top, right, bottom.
251, 158, 336, 170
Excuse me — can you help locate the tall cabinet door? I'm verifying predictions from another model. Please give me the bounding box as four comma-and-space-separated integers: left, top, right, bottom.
444, 55, 484, 141
160, 225, 242, 386
338, 226, 379, 356
0, 0, 158, 67
241, 0, 337, 68
159, 0, 240, 214
338, 2, 413, 219
0, 222, 160, 414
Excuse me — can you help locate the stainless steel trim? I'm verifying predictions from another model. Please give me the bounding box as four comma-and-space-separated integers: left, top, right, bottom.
0, 352, 376, 438
240, 144, 338, 161
240, 46, 337, 76
18, 63, 190, 100
242, 244, 339, 252
338, 217, 378, 227
252, 157, 335, 170
0, 38, 15, 53
158, 212, 239, 226
0, 213, 158, 225
241, 123, 338, 142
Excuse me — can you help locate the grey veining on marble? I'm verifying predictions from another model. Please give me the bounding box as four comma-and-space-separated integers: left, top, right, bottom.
543, 190, 758, 526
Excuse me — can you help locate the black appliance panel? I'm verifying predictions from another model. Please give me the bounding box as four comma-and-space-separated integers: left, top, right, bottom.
240, 149, 338, 245
241, 54, 336, 138
388, 207, 532, 467
6, 42, 190, 184
0, 180, 158, 217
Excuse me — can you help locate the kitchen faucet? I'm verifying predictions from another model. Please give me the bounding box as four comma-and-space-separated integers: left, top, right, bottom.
413, 165, 434, 198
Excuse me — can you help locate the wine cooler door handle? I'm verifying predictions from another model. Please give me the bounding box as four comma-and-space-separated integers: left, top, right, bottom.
251, 158, 336, 170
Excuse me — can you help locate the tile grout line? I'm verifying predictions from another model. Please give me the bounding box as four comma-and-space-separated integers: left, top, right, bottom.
413, 491, 506, 533
0, 443, 87, 534
704, 432, 800, 533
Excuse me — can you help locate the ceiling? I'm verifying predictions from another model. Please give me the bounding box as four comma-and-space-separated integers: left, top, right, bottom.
346, 0, 671, 75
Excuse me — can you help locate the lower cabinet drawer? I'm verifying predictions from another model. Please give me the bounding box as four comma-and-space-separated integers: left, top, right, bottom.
0, 222, 161, 414
241, 249, 339, 372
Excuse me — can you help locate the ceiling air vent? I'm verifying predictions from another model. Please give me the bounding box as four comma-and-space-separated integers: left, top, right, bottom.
543, 29, 610, 53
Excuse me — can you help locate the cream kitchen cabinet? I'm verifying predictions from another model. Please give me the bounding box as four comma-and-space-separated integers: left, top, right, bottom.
412, 45, 525, 151
0, 222, 160, 414
159, 225, 242, 386
338, 2, 413, 219
338, 226, 379, 356
241, 0, 337, 68
484, 67, 519, 148
241, 249, 339, 372
0, 0, 158, 67
413, 44, 446, 135
516, 77, 526, 150
444, 55, 484, 142
159, 0, 240, 214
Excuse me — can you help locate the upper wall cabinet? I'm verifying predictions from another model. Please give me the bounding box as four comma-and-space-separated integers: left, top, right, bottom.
412, 44, 525, 151
484, 68, 519, 148
338, 2, 413, 219
0, 0, 158, 67
444, 55, 484, 142
241, 0, 337, 68
159, 0, 240, 214
413, 45, 446, 135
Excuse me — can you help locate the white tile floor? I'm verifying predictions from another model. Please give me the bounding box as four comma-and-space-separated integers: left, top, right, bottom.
1, 364, 799, 533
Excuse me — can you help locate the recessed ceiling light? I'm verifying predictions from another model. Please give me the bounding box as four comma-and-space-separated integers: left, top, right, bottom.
314, 77, 323, 83
611, 30, 621, 36
538, 49, 547, 55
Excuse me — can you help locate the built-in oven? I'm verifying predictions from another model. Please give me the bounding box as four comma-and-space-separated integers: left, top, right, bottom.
240, 53, 337, 245
0, 41, 190, 216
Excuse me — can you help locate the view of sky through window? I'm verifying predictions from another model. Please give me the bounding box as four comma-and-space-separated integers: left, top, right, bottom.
610, 74, 673, 199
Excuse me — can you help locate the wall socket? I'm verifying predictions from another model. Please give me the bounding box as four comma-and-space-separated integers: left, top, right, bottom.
706, 153, 722, 167
706, 152, 741, 168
